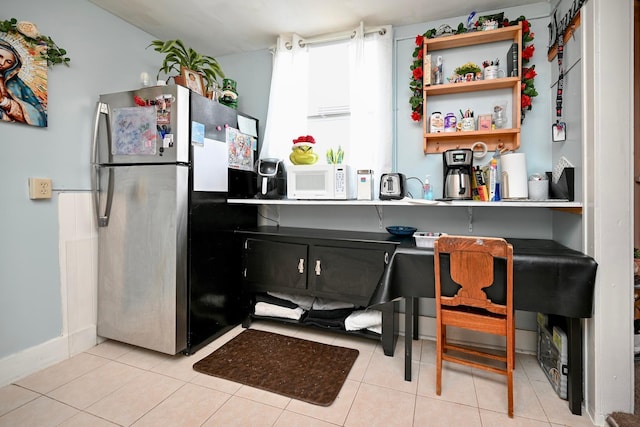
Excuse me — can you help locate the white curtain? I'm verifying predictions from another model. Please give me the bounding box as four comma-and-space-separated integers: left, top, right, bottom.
261, 25, 393, 182
260, 35, 309, 161
348, 23, 393, 186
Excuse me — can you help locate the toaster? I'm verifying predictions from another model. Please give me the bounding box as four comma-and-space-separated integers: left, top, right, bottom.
379, 173, 406, 200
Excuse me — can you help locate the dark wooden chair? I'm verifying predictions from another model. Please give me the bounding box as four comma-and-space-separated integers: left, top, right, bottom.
434, 235, 515, 418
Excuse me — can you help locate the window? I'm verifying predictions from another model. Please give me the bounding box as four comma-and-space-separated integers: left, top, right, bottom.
261, 25, 393, 181
307, 41, 350, 164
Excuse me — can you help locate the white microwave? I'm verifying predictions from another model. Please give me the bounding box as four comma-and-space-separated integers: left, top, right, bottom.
287, 164, 355, 200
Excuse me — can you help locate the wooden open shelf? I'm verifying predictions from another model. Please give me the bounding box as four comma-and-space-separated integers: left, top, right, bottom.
425, 25, 523, 51
423, 24, 523, 155
423, 128, 520, 154
425, 76, 520, 95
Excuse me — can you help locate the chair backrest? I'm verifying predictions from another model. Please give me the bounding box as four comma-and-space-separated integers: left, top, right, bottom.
434, 236, 513, 315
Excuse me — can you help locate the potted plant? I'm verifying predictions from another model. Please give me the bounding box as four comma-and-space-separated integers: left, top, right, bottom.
148, 39, 224, 92
453, 62, 481, 81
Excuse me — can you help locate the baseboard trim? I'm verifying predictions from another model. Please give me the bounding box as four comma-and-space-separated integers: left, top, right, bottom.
1, 316, 537, 387
0, 326, 97, 387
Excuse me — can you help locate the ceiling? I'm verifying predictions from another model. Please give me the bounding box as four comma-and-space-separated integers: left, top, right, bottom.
89, 0, 545, 58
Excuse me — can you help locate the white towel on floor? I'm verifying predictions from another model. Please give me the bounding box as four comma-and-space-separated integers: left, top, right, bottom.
254, 302, 305, 320
312, 298, 355, 311
267, 292, 315, 311
345, 309, 382, 331
367, 324, 382, 334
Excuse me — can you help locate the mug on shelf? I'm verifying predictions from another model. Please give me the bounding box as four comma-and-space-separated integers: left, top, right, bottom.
484, 65, 505, 80
461, 117, 475, 131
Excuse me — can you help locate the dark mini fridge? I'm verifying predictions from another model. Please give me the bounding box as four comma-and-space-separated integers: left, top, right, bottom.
91, 84, 257, 355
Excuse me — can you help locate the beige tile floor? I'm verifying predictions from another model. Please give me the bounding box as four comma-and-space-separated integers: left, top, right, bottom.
0, 321, 597, 427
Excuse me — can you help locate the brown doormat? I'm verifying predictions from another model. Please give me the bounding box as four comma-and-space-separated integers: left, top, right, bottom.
607, 412, 640, 427
605, 360, 640, 427
193, 329, 359, 406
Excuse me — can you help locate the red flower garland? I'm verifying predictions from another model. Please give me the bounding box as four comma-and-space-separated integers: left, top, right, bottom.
410, 16, 537, 123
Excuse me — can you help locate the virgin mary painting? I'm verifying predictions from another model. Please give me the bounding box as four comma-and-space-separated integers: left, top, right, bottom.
0, 35, 48, 127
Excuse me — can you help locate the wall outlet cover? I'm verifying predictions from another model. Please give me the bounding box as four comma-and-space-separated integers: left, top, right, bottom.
29, 177, 52, 199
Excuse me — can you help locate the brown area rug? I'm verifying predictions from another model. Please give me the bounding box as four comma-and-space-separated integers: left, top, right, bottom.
193, 329, 359, 406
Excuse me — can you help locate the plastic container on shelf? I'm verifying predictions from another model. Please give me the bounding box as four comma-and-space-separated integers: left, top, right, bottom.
413, 232, 446, 248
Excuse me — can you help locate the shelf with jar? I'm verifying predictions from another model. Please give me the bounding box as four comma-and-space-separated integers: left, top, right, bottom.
422, 23, 522, 155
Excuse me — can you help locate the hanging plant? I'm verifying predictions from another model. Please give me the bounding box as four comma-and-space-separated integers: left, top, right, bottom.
410, 15, 536, 123
0, 18, 70, 67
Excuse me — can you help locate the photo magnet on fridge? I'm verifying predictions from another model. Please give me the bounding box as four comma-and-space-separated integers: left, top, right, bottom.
552, 121, 566, 142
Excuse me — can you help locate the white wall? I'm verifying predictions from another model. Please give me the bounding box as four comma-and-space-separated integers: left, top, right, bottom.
581, 0, 635, 423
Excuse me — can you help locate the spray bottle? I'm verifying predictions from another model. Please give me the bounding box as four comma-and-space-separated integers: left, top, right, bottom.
434, 56, 443, 85
423, 175, 433, 200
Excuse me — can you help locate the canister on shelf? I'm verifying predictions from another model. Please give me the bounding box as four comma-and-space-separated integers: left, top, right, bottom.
430, 112, 444, 133
357, 169, 374, 200
444, 113, 457, 132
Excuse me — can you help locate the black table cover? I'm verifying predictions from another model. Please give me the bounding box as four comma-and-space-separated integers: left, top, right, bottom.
370, 238, 598, 319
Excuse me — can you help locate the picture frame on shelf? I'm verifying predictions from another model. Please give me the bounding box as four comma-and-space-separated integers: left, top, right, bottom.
181, 66, 205, 95
478, 114, 493, 130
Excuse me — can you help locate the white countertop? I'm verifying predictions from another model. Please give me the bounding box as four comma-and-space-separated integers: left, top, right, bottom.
227, 197, 582, 209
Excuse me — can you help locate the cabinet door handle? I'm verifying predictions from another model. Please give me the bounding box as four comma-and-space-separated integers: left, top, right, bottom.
315, 259, 321, 275
298, 258, 305, 273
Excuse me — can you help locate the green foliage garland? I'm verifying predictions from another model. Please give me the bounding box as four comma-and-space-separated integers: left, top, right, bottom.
0, 18, 70, 67
410, 15, 536, 123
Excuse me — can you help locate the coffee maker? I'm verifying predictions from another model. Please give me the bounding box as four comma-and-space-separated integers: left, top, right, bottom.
443, 149, 473, 200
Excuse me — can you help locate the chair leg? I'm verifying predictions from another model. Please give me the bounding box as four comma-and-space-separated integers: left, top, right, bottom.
507, 315, 515, 417
436, 322, 443, 395
507, 368, 514, 417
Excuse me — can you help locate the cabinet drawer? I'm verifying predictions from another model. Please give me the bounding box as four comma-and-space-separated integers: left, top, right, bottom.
243, 238, 307, 291
310, 245, 389, 303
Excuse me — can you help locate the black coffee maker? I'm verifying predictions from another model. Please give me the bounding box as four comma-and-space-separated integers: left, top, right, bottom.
442, 149, 473, 200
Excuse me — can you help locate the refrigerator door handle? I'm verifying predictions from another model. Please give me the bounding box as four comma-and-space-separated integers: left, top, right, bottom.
91, 101, 110, 165
92, 165, 114, 227
91, 101, 114, 227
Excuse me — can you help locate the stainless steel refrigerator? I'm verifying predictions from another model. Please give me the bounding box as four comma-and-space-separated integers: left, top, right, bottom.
91, 84, 257, 355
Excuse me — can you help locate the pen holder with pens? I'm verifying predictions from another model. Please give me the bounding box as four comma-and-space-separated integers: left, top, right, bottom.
459, 108, 475, 131
545, 168, 575, 201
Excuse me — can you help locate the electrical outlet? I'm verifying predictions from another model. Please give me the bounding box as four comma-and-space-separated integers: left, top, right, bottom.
29, 177, 52, 199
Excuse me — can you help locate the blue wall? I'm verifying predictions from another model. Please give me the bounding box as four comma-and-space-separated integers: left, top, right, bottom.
1, 0, 558, 359
1, 0, 160, 358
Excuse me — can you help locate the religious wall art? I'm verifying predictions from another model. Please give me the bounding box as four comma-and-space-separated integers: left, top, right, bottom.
0, 18, 70, 127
